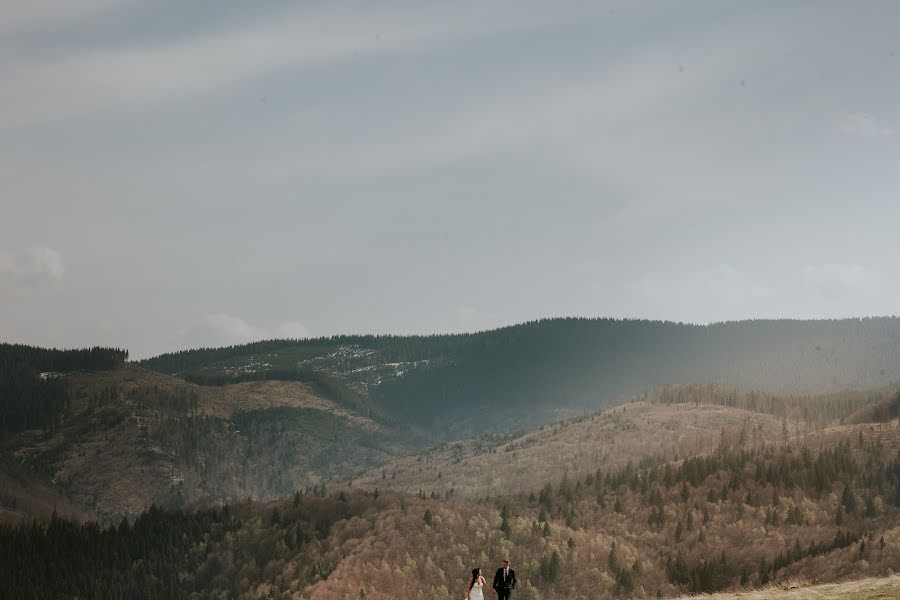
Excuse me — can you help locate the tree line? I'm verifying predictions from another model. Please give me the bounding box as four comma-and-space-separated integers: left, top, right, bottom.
640, 383, 900, 426
0, 344, 127, 433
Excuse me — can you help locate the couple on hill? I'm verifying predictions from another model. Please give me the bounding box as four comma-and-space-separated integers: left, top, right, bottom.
467, 560, 516, 600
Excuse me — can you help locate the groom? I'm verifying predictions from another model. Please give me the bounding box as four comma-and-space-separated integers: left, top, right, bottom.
492, 559, 516, 600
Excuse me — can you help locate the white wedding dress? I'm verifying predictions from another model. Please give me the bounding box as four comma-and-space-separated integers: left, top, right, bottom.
469, 581, 485, 600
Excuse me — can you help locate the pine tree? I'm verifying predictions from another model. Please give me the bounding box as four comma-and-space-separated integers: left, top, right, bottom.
865, 496, 876, 517
841, 485, 856, 512
547, 550, 560, 582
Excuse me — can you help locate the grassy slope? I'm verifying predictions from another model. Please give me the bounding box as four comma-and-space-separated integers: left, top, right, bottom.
673, 574, 900, 599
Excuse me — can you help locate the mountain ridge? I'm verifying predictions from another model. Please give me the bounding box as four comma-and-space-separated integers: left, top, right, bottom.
139, 316, 900, 436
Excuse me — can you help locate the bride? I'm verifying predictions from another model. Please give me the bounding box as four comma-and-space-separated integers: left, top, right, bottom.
467, 568, 488, 600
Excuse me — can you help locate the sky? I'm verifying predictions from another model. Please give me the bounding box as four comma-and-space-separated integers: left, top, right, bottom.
2, 1, 899, 358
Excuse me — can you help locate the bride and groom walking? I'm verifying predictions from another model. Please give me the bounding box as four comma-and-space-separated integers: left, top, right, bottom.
467, 559, 516, 600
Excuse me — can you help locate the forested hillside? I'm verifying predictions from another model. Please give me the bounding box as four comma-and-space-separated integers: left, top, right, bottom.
4, 414, 898, 599
352, 385, 900, 500
0, 344, 127, 433
639, 384, 900, 426
0, 364, 414, 522
139, 317, 900, 435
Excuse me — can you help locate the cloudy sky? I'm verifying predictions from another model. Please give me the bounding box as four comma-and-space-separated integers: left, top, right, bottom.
2, 1, 899, 358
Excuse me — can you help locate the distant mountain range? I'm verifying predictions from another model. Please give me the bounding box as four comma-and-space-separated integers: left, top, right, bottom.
139, 317, 900, 436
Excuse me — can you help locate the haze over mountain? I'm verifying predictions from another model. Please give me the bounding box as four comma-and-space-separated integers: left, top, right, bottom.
139, 317, 900, 435
4, 1, 900, 598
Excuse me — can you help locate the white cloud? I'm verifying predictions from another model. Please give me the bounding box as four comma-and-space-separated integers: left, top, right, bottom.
275, 320, 309, 339
839, 113, 894, 137
182, 314, 309, 348
624, 265, 772, 318
803, 263, 878, 299
28, 246, 65, 281
0, 245, 64, 297
187, 313, 264, 347
451, 306, 497, 331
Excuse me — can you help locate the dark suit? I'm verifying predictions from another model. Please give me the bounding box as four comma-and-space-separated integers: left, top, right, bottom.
493, 567, 516, 600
